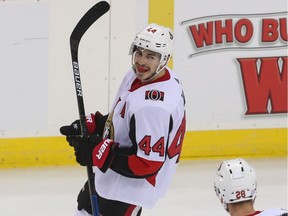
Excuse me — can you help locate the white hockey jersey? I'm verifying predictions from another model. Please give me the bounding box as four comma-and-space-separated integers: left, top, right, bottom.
93, 67, 186, 208
253, 208, 288, 216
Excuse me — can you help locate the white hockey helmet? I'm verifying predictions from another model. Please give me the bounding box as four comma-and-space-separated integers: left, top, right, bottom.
214, 158, 257, 212
129, 23, 174, 65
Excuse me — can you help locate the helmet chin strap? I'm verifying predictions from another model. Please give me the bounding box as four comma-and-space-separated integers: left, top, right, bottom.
143, 62, 166, 82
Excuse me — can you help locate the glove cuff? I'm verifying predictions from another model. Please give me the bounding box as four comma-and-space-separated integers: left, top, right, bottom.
92, 139, 118, 172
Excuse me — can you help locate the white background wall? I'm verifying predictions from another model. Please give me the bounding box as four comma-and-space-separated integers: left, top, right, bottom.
0, 0, 287, 138
1, 2, 49, 136
0, 0, 148, 138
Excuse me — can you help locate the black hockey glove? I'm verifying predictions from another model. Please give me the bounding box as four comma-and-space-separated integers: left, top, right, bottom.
77, 180, 92, 214
60, 112, 116, 172
93, 111, 109, 137
59, 111, 108, 137
66, 134, 102, 166
67, 135, 118, 172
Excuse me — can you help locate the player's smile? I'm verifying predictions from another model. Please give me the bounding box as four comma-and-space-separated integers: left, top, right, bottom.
135, 64, 150, 73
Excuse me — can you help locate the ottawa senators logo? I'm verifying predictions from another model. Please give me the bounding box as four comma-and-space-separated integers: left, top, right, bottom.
145, 90, 164, 101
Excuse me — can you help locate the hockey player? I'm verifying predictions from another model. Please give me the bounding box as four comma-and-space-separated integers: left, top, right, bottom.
60, 23, 186, 216
214, 158, 288, 216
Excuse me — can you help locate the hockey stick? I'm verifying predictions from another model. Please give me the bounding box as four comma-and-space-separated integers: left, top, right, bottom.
70, 1, 110, 216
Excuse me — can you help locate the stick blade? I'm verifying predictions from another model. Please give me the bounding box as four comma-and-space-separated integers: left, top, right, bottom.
70, 1, 110, 42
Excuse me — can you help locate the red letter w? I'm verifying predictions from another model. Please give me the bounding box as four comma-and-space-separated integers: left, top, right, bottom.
237, 56, 287, 114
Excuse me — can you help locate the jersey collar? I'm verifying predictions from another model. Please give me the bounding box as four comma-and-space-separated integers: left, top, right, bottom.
246, 211, 262, 216
129, 68, 170, 92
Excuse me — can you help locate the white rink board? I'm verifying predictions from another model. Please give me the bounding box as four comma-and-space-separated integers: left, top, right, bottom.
0, 0, 287, 138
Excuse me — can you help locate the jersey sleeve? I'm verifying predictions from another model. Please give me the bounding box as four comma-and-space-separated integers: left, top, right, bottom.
133, 106, 171, 162
110, 106, 172, 180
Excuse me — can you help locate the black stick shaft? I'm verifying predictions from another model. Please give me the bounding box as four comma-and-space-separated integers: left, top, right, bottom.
69, 2, 110, 216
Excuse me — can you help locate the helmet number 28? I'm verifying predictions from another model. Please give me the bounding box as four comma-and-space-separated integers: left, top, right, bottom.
236, 190, 246, 199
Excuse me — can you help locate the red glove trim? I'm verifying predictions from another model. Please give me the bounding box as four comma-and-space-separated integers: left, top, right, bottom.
92, 138, 114, 168
86, 113, 96, 133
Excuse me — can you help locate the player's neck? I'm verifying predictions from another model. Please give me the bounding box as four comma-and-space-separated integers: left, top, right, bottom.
228, 201, 256, 216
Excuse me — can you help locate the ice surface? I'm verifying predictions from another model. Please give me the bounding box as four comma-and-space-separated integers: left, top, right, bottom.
0, 158, 286, 216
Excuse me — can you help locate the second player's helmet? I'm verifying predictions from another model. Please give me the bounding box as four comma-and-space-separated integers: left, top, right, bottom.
129, 23, 174, 66
214, 158, 257, 212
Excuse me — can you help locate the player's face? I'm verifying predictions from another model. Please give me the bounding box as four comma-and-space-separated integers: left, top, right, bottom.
133, 48, 161, 82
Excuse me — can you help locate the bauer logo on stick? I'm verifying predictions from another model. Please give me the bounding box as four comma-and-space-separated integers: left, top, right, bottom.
72, 61, 82, 97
